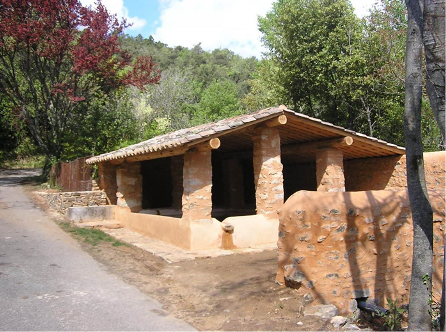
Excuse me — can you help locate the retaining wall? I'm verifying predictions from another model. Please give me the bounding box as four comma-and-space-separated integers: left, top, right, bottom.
37, 191, 107, 215
276, 189, 445, 315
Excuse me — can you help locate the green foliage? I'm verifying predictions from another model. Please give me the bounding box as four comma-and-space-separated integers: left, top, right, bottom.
0, 98, 42, 163
242, 60, 289, 111
259, 0, 366, 128
59, 90, 141, 161
377, 299, 406, 331
422, 274, 441, 330
60, 222, 129, 247
2, 0, 442, 164
0, 155, 45, 170
256, 0, 443, 148
193, 80, 243, 124
119, 36, 257, 131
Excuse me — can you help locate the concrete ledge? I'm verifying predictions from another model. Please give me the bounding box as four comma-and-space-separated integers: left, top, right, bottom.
67, 205, 116, 222
222, 214, 279, 248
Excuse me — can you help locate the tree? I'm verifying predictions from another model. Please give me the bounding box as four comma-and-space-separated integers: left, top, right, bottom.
257, 0, 443, 149
364, 0, 443, 150
193, 80, 242, 123
258, 0, 368, 130
242, 60, 290, 112
423, 0, 445, 145
0, 0, 160, 170
146, 68, 197, 132
421, 1, 445, 329
404, 0, 444, 329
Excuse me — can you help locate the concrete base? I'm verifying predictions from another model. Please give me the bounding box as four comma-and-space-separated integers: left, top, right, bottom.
67, 205, 116, 222
222, 215, 279, 249
114, 207, 279, 251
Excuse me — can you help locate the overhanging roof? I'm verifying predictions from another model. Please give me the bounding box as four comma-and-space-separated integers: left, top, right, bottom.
86, 106, 405, 165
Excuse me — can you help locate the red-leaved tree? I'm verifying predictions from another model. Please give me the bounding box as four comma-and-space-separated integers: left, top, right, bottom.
0, 0, 160, 168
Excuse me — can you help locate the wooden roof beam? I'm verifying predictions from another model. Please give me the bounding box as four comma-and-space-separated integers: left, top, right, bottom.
281, 136, 354, 155
191, 138, 221, 152
244, 115, 288, 136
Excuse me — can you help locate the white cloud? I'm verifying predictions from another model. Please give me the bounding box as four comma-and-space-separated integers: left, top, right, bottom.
153, 0, 274, 58
154, 0, 378, 58
350, 0, 376, 18
80, 0, 146, 30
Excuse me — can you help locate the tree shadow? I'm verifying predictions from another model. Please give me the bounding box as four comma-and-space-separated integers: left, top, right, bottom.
0, 168, 43, 187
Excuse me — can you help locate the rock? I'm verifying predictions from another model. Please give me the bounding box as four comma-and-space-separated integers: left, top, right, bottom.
303, 293, 314, 304
348, 299, 358, 312
303, 304, 338, 319
296, 321, 303, 326
352, 289, 371, 298
284, 270, 305, 288
331, 316, 348, 328
343, 323, 360, 330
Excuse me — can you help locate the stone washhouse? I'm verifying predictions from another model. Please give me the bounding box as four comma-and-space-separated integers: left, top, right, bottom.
85, 105, 432, 251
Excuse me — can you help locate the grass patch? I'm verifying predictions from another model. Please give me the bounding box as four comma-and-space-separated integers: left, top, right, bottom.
60, 222, 129, 247
0, 155, 45, 169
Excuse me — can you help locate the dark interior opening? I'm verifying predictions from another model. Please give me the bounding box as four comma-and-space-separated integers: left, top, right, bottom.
141, 158, 173, 209
212, 154, 224, 207
211, 151, 256, 220
283, 162, 317, 200
241, 158, 256, 206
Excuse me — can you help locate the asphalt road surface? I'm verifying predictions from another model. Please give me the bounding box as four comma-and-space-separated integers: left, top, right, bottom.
0, 169, 195, 331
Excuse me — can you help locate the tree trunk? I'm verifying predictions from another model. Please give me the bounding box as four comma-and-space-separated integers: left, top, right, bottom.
423, 0, 445, 144
405, 0, 434, 330
422, 1, 445, 328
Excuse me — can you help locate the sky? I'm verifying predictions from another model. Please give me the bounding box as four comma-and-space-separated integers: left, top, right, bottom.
80, 0, 378, 58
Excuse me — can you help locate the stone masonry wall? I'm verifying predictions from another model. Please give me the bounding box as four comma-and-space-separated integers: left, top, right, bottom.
345, 151, 445, 191
252, 127, 284, 219
316, 148, 345, 192
182, 149, 213, 223
276, 189, 445, 315
37, 191, 107, 215
98, 162, 118, 205
116, 162, 142, 212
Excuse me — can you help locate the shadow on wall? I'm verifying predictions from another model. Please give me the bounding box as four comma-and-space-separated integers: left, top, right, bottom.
276, 189, 445, 315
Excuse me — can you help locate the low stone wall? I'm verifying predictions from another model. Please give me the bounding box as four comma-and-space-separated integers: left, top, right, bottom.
276, 189, 445, 315
37, 191, 107, 215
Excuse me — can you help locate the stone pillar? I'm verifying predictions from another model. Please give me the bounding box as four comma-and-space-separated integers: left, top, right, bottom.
252, 127, 284, 219
98, 162, 118, 205
171, 156, 184, 209
222, 158, 245, 209
316, 148, 345, 192
116, 162, 142, 212
182, 149, 213, 223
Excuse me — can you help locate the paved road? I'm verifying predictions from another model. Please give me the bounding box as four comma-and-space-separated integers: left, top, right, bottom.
0, 169, 195, 331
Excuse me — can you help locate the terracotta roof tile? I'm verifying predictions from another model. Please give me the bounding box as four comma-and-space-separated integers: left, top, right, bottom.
86, 106, 404, 165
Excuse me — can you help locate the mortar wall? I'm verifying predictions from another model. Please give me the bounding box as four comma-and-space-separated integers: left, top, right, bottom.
277, 189, 445, 315
345, 151, 445, 191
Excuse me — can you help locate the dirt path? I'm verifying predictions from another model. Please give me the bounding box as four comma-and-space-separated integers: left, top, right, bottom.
74, 239, 336, 331
22, 176, 346, 331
